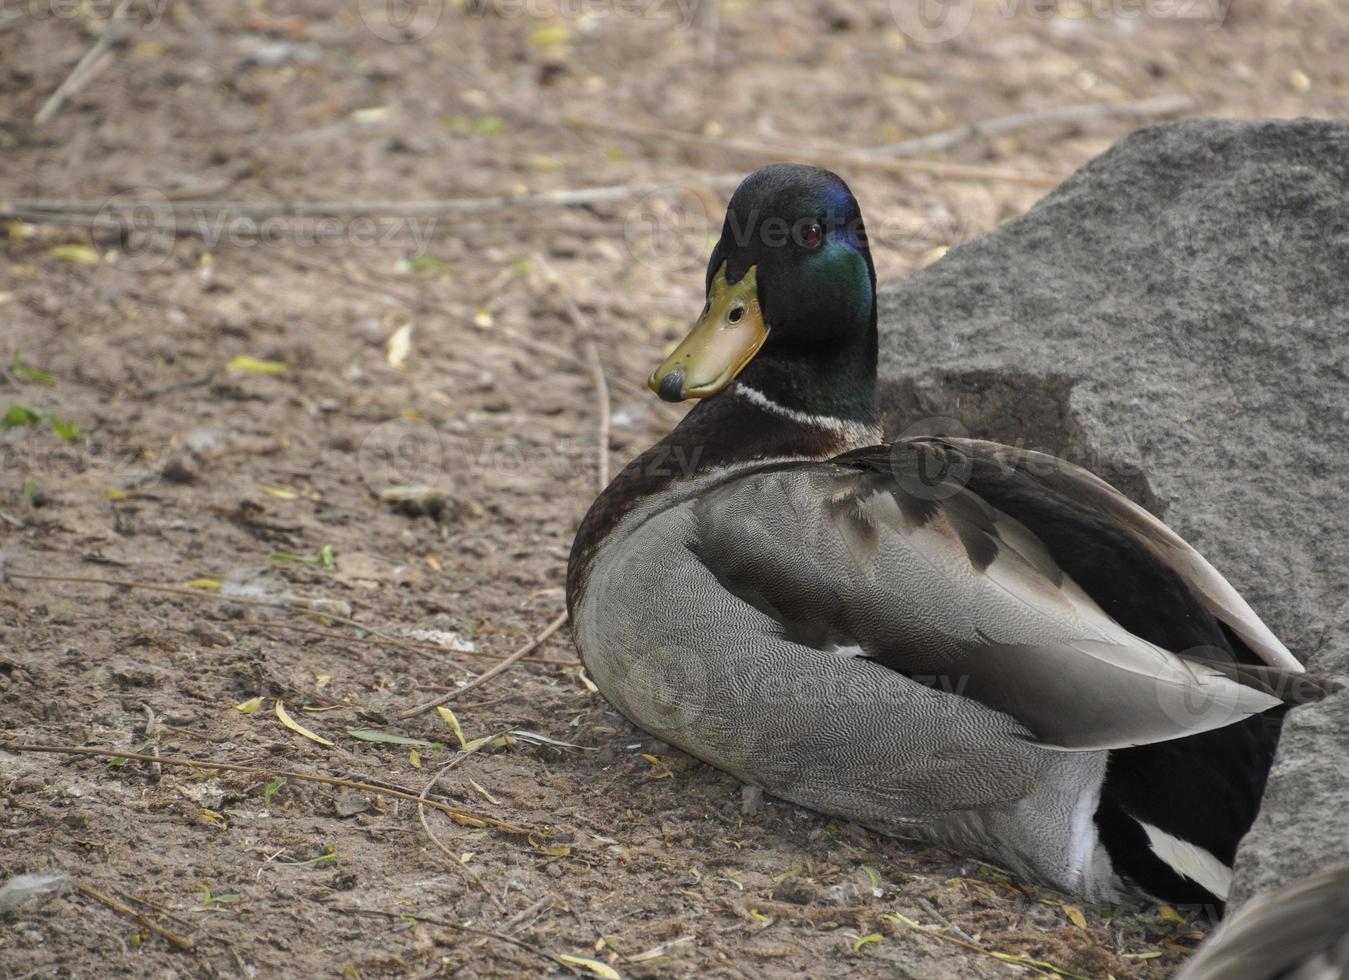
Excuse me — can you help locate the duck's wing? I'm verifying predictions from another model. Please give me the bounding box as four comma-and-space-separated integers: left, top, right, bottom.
917, 437, 1302, 673
1174, 864, 1349, 980
688, 442, 1298, 752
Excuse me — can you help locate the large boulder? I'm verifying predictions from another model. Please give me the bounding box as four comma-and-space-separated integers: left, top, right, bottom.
876, 117, 1349, 908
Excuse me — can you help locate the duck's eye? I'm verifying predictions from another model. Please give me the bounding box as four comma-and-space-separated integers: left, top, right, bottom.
800, 221, 824, 249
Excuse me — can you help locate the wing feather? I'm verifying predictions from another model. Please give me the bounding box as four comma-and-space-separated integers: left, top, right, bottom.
928, 437, 1302, 673
689, 450, 1297, 753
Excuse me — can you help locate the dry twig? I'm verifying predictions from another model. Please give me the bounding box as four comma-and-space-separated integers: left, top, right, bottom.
34, 0, 137, 126
564, 116, 1066, 188
77, 882, 195, 951
872, 95, 1196, 157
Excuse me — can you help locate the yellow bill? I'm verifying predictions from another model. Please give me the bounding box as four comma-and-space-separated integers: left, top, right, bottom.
649, 262, 767, 401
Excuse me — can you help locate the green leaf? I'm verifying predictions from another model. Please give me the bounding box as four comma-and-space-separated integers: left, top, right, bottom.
11, 352, 54, 385
407, 256, 447, 273
345, 729, 435, 748
49, 415, 80, 442
263, 777, 286, 804
2, 403, 44, 429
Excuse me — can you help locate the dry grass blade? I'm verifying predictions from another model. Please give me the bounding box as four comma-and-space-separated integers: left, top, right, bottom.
2, 743, 530, 835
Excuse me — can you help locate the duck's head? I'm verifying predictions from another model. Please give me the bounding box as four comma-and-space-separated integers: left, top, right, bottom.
649, 163, 878, 425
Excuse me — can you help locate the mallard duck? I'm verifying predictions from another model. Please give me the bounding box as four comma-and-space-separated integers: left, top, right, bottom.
567, 163, 1323, 906
1175, 864, 1349, 979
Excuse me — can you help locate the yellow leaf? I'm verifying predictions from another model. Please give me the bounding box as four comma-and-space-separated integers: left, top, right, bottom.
577, 668, 599, 693
529, 25, 570, 47
49, 244, 101, 264
1156, 904, 1186, 923
275, 700, 335, 747
187, 578, 222, 589
259, 483, 298, 500
408, 750, 421, 769
471, 308, 494, 330
1062, 903, 1087, 929
853, 933, 882, 952
386, 321, 414, 368
556, 955, 618, 979
436, 706, 467, 749
233, 696, 264, 714
227, 356, 288, 375
530, 838, 571, 857
104, 488, 128, 500
199, 807, 228, 829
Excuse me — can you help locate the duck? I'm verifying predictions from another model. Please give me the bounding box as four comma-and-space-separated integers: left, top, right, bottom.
566, 163, 1326, 906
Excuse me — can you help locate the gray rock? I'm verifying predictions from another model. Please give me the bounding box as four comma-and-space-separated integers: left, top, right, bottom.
875, 117, 1349, 910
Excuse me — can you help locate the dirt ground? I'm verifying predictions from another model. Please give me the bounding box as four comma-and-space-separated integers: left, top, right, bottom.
1, 1, 1346, 976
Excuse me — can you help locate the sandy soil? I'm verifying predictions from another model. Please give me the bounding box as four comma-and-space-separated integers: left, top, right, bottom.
2, 1, 1347, 976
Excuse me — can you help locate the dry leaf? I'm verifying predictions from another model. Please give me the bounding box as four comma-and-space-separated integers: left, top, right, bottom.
386, 321, 414, 368
233, 696, 264, 714
556, 955, 619, 979
276, 700, 335, 747
436, 706, 467, 749
49, 244, 101, 264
